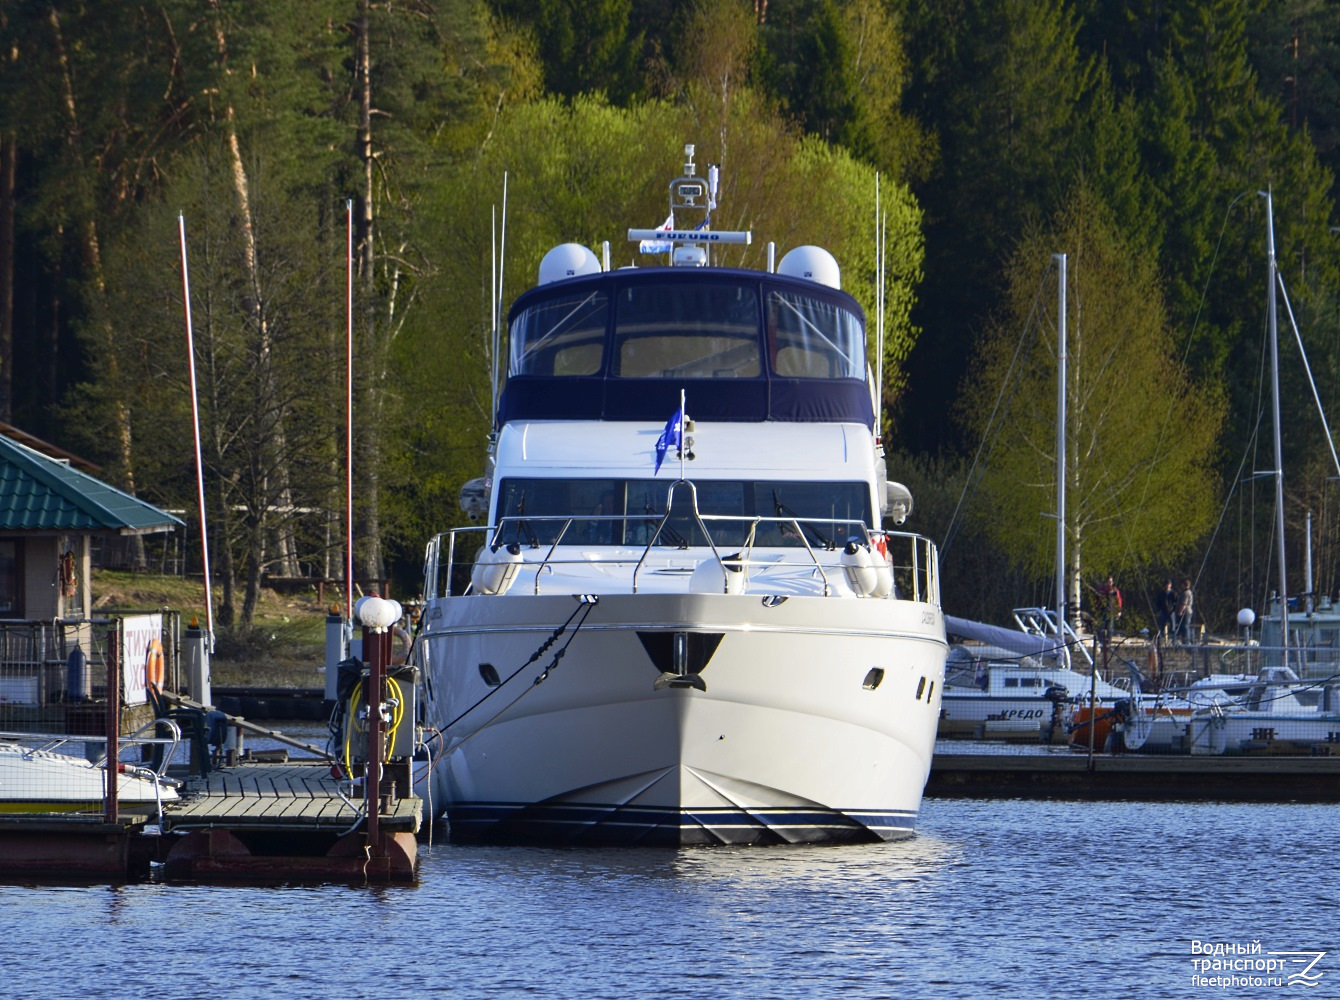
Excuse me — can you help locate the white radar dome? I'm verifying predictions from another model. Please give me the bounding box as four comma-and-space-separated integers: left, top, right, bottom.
538, 243, 601, 285
1237, 607, 1256, 627
777, 245, 841, 289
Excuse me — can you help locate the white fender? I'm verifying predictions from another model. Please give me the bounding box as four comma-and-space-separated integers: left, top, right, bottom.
471, 542, 524, 595
689, 554, 746, 594
871, 535, 894, 599
841, 540, 878, 597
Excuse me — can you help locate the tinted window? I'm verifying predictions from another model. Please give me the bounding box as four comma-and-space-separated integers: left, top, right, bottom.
495, 477, 870, 549
767, 290, 865, 379
613, 282, 761, 378
509, 290, 608, 376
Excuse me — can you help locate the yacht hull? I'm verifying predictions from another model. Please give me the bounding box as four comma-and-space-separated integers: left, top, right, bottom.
416, 592, 946, 845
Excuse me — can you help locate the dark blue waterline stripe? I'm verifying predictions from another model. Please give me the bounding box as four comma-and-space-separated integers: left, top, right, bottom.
452, 803, 915, 823
446, 802, 918, 845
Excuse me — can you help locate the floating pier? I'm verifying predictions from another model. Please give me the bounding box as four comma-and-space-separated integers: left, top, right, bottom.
927, 752, 1340, 802
0, 603, 421, 881
0, 759, 421, 880
0, 815, 155, 877
160, 759, 420, 880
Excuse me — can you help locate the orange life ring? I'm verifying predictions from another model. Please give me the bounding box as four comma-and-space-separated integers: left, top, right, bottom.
145, 638, 165, 691
58, 551, 77, 599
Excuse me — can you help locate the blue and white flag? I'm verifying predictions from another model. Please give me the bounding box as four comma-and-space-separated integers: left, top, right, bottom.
654, 406, 684, 474
639, 212, 675, 254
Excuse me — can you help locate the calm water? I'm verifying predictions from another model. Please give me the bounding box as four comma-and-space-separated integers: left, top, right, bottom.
3, 742, 1336, 999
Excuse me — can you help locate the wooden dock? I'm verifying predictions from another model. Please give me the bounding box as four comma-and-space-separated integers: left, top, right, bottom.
927, 752, 1340, 802
159, 759, 421, 880
0, 759, 422, 880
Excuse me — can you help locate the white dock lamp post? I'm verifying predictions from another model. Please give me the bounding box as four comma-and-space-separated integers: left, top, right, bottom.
356, 595, 402, 849
1237, 607, 1257, 674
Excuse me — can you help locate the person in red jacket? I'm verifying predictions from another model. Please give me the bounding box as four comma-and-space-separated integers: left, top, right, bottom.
1094, 574, 1123, 646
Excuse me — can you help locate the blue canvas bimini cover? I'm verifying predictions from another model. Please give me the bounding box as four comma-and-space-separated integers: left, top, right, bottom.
498, 268, 875, 428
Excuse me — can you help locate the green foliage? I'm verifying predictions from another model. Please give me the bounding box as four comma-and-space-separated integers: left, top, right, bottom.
10, 0, 1340, 624
491, 0, 642, 102
958, 189, 1225, 614
895, 0, 1096, 450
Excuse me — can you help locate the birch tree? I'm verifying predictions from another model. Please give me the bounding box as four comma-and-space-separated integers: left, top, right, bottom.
957, 188, 1224, 623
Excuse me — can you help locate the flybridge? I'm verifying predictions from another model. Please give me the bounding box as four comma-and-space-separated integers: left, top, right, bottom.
504, 143, 869, 425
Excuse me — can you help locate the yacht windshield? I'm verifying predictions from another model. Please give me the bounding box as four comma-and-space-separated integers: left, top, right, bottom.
493, 477, 871, 548
767, 290, 865, 379
509, 290, 609, 376
505, 279, 867, 384
613, 282, 761, 378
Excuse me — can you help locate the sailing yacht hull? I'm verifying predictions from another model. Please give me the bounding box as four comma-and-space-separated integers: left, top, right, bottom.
417, 592, 945, 845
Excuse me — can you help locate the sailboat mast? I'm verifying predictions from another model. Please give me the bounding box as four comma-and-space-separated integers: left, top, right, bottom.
1264, 189, 1290, 665
1054, 253, 1068, 659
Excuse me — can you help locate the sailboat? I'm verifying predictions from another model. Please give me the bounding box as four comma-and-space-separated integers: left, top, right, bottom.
1114, 190, 1340, 755
943, 256, 1144, 742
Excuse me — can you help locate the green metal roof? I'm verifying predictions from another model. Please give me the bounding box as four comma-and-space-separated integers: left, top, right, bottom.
0, 435, 182, 534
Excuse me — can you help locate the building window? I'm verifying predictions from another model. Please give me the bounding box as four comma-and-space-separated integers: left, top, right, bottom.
0, 540, 19, 616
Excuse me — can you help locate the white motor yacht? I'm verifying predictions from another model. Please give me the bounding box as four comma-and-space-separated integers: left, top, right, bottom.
410, 147, 948, 845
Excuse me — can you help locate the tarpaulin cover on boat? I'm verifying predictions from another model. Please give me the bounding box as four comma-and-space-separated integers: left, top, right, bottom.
944, 615, 1065, 661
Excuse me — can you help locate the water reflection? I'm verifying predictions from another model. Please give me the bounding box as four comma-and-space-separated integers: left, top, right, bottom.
416, 832, 959, 896
4, 798, 1336, 1000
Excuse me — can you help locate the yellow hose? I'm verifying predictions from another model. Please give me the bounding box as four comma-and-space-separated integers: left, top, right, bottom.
343, 676, 407, 773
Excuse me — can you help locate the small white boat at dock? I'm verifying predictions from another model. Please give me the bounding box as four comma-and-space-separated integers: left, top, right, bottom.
0, 734, 179, 814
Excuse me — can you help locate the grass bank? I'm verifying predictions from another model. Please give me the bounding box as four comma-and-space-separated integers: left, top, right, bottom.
91, 570, 328, 689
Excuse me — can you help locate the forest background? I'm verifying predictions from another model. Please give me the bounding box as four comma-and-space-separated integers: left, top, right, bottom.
1, 0, 1338, 640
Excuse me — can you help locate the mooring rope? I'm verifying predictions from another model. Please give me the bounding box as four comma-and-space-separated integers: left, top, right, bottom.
418, 596, 599, 764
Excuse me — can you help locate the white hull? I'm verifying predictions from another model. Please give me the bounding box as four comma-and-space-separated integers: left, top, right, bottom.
938, 694, 1055, 735
1184, 712, 1340, 755
940, 659, 1131, 738
0, 743, 178, 813
405, 149, 948, 844
416, 592, 945, 845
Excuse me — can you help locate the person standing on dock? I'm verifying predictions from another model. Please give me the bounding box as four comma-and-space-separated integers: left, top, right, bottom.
1095, 575, 1122, 646
1175, 578, 1194, 643
1156, 579, 1177, 641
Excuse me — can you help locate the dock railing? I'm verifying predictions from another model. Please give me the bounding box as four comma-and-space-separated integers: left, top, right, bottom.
0, 612, 181, 730
0, 613, 188, 819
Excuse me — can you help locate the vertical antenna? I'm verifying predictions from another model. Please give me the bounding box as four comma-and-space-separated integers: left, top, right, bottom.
873, 173, 885, 439
178, 214, 214, 648
1264, 188, 1290, 666
495, 171, 509, 426
345, 199, 355, 621
490, 204, 498, 421
878, 210, 887, 439
1054, 253, 1068, 659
